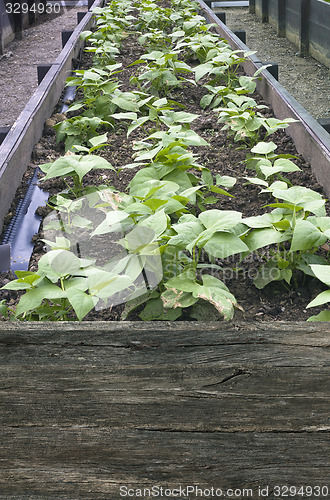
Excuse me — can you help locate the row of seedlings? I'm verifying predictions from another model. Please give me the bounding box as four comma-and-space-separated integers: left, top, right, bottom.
1, 0, 330, 322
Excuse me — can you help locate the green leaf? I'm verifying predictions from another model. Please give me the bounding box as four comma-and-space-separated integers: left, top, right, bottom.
281, 268, 292, 285
111, 112, 138, 121
238, 75, 256, 93
296, 253, 328, 278
169, 219, 204, 249
64, 276, 88, 292
129, 167, 160, 196
193, 277, 238, 321
163, 170, 193, 193
135, 144, 163, 162
291, 219, 327, 252
202, 274, 229, 291
127, 117, 150, 136
80, 30, 92, 40
15, 282, 66, 317
273, 219, 291, 230
162, 198, 187, 215
194, 63, 212, 82
138, 209, 168, 238
161, 111, 198, 125
37, 250, 81, 280
161, 289, 198, 309
210, 185, 233, 197
251, 141, 277, 155
310, 265, 330, 287
307, 216, 330, 233
139, 297, 182, 321
243, 227, 290, 253
124, 202, 153, 216
51, 251, 82, 276
259, 160, 301, 179
40, 157, 77, 179
0, 300, 9, 318
215, 174, 236, 188
71, 214, 93, 230
200, 94, 213, 109
40, 155, 114, 183
88, 133, 108, 147
199, 210, 242, 231
244, 213, 283, 229
125, 226, 158, 256
165, 271, 199, 294
67, 289, 98, 320
1, 280, 34, 291
307, 310, 330, 322
274, 158, 301, 172
121, 290, 159, 320
144, 199, 168, 212
42, 236, 71, 251
204, 232, 249, 259
271, 186, 326, 216
111, 96, 139, 111
147, 181, 180, 198
88, 272, 132, 300
244, 177, 269, 187
91, 210, 130, 236
307, 290, 330, 309
253, 260, 282, 289
201, 169, 213, 188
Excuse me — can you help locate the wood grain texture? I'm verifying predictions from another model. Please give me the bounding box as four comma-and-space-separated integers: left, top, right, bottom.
0, 322, 329, 498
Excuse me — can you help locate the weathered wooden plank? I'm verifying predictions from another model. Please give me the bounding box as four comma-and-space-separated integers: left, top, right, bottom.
0, 341, 329, 369
0, 325, 329, 368
1, 365, 329, 396
1, 391, 328, 431
0, 320, 330, 346
0, 323, 329, 498
0, 429, 329, 498
1, 360, 329, 431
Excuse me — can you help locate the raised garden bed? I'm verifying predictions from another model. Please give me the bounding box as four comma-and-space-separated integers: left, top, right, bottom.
0, 0, 104, 232
1, 0, 330, 323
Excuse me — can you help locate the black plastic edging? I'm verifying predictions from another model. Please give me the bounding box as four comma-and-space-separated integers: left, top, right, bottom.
198, 0, 330, 197
0, 168, 49, 272
0, 0, 104, 234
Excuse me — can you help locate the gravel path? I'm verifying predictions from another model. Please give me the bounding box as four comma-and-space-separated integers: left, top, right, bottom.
0, 5, 87, 128
214, 6, 330, 121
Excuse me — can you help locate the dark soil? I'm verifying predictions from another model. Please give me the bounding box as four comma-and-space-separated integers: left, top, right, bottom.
0, 27, 328, 323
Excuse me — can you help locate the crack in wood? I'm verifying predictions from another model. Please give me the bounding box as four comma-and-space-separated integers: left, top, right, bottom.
201, 369, 245, 387
133, 427, 330, 434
